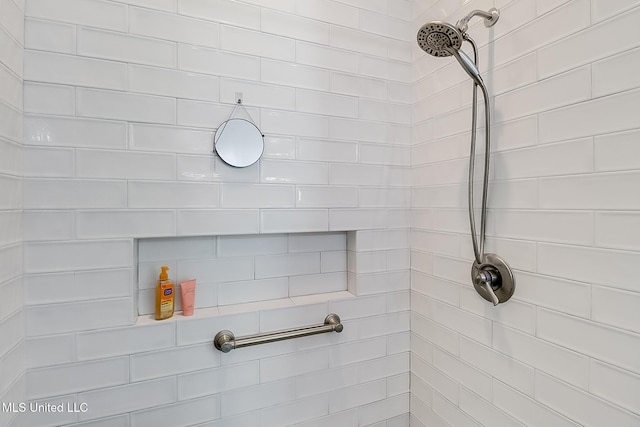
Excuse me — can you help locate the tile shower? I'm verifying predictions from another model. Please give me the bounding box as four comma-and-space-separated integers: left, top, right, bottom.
0, 0, 639, 426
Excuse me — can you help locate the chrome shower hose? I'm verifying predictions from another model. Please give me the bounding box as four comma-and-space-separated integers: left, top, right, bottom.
465, 35, 491, 265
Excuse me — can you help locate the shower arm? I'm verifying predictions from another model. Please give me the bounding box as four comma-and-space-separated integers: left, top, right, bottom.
456, 8, 500, 33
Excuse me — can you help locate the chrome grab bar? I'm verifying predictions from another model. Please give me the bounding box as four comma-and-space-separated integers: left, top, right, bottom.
214, 313, 343, 353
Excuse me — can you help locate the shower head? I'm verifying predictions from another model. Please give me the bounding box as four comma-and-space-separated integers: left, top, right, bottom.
416, 21, 462, 57
417, 8, 499, 86
416, 21, 483, 86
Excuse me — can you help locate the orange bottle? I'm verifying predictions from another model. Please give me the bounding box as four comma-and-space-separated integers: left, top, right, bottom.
155, 266, 174, 320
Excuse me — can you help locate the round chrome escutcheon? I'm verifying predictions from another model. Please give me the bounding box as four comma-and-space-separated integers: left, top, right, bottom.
471, 253, 515, 305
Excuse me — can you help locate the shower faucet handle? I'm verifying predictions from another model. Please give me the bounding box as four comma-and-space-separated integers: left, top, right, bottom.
475, 269, 500, 306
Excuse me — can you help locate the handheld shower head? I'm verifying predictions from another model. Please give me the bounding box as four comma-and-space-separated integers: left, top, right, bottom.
416, 21, 462, 57
447, 48, 483, 86
416, 21, 483, 86
417, 8, 499, 85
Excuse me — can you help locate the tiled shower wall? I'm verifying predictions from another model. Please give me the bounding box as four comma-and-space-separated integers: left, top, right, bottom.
0, 0, 25, 425
18, 0, 412, 426
411, 0, 640, 426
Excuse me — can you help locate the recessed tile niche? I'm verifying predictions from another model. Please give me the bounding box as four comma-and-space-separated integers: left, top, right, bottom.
137, 232, 348, 317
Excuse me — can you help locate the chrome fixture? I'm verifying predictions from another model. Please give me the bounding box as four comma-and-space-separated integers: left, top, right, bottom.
456, 8, 500, 33
416, 8, 515, 306
214, 313, 343, 353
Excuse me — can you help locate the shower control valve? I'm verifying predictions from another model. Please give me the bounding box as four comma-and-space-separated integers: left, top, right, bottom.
471, 253, 515, 306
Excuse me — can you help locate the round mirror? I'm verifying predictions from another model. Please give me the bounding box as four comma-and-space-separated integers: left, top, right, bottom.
214, 118, 264, 168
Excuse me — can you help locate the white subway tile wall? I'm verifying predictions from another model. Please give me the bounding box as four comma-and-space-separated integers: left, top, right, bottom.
17, 0, 412, 425
411, 1, 640, 427
0, 0, 24, 424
